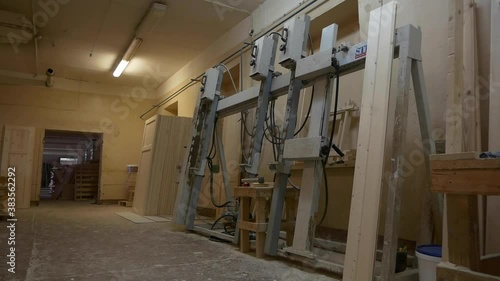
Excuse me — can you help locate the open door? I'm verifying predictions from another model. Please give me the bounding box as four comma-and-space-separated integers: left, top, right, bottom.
1, 126, 35, 208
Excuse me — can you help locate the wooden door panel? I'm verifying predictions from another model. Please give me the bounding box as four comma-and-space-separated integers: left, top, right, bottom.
1, 126, 35, 209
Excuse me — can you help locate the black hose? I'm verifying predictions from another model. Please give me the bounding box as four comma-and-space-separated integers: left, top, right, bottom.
319, 65, 341, 226
209, 214, 236, 242
210, 214, 235, 230
207, 158, 233, 208
294, 86, 314, 136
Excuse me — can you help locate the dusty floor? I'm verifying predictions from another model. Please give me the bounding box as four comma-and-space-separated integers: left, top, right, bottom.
0, 201, 337, 281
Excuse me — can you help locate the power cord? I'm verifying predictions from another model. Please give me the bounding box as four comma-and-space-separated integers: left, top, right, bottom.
318, 57, 341, 226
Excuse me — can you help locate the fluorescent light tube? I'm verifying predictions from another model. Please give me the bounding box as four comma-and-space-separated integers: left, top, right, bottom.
113, 60, 130, 77
113, 38, 142, 77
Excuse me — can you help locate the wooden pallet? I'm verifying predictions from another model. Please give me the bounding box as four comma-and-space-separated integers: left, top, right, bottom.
74, 163, 99, 200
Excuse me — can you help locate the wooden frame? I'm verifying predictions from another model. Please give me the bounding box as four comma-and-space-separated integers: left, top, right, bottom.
438, 263, 500, 281
432, 152, 500, 276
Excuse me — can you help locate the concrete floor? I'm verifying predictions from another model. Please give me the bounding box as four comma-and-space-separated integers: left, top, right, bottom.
0, 201, 337, 281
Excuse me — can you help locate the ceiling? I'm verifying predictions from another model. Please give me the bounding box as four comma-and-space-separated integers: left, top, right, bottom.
0, 0, 263, 89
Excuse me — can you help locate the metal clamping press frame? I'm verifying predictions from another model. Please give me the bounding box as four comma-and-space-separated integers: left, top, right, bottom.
173, 3, 439, 280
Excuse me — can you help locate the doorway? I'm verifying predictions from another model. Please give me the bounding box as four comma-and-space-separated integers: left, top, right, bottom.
41, 130, 103, 202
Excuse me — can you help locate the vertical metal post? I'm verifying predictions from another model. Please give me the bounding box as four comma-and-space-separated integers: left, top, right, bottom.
286, 23, 338, 257
180, 67, 225, 230
265, 76, 303, 255
174, 85, 206, 225
265, 15, 311, 256
245, 35, 279, 177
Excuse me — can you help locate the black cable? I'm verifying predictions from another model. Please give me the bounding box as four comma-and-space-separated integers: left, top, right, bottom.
269, 31, 284, 40
207, 158, 233, 208
326, 67, 341, 161
240, 112, 254, 137
294, 34, 315, 136
318, 160, 329, 225
210, 214, 235, 230
294, 86, 314, 136
209, 214, 236, 242
319, 63, 341, 226
208, 118, 218, 159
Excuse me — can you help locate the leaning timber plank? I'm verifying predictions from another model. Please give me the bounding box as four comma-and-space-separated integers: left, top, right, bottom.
437, 262, 500, 281
462, 0, 481, 153
486, 0, 500, 255
342, 2, 397, 281
489, 0, 500, 149
381, 25, 413, 281
443, 0, 466, 262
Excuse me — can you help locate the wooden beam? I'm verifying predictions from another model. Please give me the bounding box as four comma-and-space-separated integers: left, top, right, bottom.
342, 2, 397, 281
443, 0, 466, 262
447, 194, 480, 269
489, 0, 500, 150
380, 35, 413, 281
462, 0, 481, 152
486, 0, 500, 255
412, 58, 443, 245
438, 263, 500, 281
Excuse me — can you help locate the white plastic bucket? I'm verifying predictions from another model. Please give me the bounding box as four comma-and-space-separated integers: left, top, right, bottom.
416, 245, 442, 281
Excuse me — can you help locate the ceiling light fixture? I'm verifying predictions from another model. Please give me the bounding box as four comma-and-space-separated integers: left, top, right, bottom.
112, 3, 167, 78
113, 38, 142, 77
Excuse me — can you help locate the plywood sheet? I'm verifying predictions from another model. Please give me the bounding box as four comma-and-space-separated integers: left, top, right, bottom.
115, 212, 154, 224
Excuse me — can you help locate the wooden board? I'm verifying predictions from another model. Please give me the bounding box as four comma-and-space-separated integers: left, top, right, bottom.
443, 0, 466, 262
431, 154, 500, 195
486, 0, 500, 255
438, 263, 500, 281
342, 2, 397, 281
133, 115, 192, 216
1, 126, 35, 209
